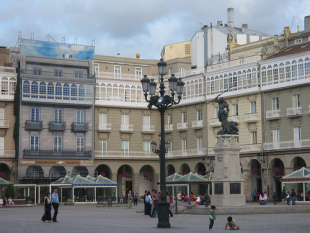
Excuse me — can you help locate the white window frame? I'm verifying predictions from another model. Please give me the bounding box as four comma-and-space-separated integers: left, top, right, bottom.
76, 137, 84, 152
0, 137, 4, 150
197, 109, 202, 121
272, 97, 279, 110
182, 139, 187, 151
251, 101, 256, 113
94, 63, 99, 76
121, 114, 129, 126
31, 108, 40, 122
295, 39, 302, 44
272, 129, 280, 143
135, 67, 142, 80
114, 65, 121, 78
54, 136, 62, 152
0, 108, 4, 120
182, 112, 187, 123
54, 109, 63, 123
197, 137, 203, 150
232, 104, 238, 116
143, 116, 150, 127
121, 140, 129, 154
76, 110, 85, 124
30, 135, 39, 151
293, 127, 301, 141
99, 113, 107, 125
168, 115, 172, 125
252, 131, 257, 144
293, 94, 300, 108
99, 140, 107, 152
143, 141, 150, 153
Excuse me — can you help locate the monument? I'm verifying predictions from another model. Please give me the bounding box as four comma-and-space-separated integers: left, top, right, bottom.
211, 94, 246, 206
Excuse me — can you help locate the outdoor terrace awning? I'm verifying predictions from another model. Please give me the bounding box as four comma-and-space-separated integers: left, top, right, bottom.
280, 167, 310, 182
0, 177, 11, 185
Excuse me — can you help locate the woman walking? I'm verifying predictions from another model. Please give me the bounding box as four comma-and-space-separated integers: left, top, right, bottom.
44, 193, 52, 222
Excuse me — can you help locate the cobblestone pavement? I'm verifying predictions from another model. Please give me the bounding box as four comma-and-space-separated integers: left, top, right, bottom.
0, 204, 309, 233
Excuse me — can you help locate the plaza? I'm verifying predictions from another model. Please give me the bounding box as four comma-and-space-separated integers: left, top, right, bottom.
0, 204, 309, 233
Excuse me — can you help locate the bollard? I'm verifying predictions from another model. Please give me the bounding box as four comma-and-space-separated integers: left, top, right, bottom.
108, 198, 112, 207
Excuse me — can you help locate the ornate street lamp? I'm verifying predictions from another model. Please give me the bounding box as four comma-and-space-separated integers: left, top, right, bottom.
141, 59, 184, 228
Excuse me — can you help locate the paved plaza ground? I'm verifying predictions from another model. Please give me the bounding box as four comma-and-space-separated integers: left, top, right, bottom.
0, 204, 309, 233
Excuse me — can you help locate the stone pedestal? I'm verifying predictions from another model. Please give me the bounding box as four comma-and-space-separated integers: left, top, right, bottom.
211, 135, 246, 207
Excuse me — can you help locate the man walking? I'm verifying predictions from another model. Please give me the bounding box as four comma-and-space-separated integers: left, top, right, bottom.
51, 189, 59, 222
149, 190, 159, 218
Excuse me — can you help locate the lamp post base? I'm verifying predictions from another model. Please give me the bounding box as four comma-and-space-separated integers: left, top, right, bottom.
157, 201, 171, 228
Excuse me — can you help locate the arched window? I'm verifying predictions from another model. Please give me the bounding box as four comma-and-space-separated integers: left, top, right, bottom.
131, 86, 136, 102
23, 80, 30, 97
292, 60, 297, 80
137, 86, 142, 102
304, 57, 310, 78
71, 84, 77, 100
1, 77, 8, 95
125, 85, 130, 102
285, 61, 291, 81
9, 77, 16, 95
279, 63, 285, 82
47, 82, 54, 99
273, 64, 279, 84
63, 83, 70, 100
261, 67, 267, 85
31, 81, 38, 98
39, 82, 46, 99
113, 84, 118, 98
232, 72, 237, 90
55, 83, 62, 99
79, 84, 85, 101
119, 85, 124, 101
100, 83, 106, 99
267, 65, 272, 84
298, 59, 304, 78
107, 84, 112, 100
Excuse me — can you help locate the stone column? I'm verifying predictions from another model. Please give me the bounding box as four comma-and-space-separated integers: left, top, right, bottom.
211, 135, 246, 206
132, 173, 140, 194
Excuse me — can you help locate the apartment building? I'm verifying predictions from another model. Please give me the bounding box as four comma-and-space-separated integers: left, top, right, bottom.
260, 42, 310, 198
0, 47, 17, 182
17, 39, 95, 183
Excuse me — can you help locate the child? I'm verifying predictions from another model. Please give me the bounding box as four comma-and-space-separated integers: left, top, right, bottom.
225, 216, 239, 230
209, 205, 216, 231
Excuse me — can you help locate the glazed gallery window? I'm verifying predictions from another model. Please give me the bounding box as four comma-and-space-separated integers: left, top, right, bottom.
143, 141, 150, 153
182, 112, 187, 123
121, 114, 129, 125
54, 136, 62, 152
99, 113, 107, 125
293, 94, 300, 108
114, 65, 121, 78
31, 108, 40, 122
54, 109, 63, 123
135, 67, 142, 80
76, 137, 84, 152
143, 116, 150, 127
250, 101, 256, 113
30, 136, 39, 151
76, 110, 85, 124
272, 98, 279, 110
252, 131, 257, 144
121, 141, 129, 152
99, 140, 107, 152
233, 104, 238, 116
197, 109, 202, 121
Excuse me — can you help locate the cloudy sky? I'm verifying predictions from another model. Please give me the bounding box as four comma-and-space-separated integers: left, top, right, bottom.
1, 0, 309, 59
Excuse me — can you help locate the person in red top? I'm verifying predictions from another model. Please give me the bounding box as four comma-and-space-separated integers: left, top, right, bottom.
150, 190, 160, 217
190, 192, 195, 201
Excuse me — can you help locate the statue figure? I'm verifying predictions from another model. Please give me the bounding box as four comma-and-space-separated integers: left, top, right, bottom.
214, 93, 239, 135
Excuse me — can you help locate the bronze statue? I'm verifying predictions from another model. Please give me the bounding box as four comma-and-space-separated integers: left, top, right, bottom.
214, 93, 238, 135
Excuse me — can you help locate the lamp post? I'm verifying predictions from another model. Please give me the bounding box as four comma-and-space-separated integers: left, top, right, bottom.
141, 59, 184, 228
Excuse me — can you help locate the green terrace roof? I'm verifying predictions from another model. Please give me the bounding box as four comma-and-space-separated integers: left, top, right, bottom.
202, 172, 213, 180
282, 167, 310, 180
0, 177, 11, 185
166, 173, 183, 182
175, 172, 209, 182
52, 175, 118, 186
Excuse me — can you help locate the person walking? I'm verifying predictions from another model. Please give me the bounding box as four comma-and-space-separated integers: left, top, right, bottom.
280, 190, 286, 205
286, 192, 292, 205
252, 189, 257, 202
51, 189, 59, 222
209, 205, 216, 231
272, 192, 278, 205
145, 191, 152, 216
166, 192, 173, 217
133, 192, 138, 206
149, 190, 159, 218
43, 193, 52, 223
144, 190, 148, 215
127, 191, 133, 209
291, 189, 297, 205
264, 192, 268, 205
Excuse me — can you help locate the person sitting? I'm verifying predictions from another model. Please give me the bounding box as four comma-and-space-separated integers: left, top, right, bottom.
225, 216, 239, 230
259, 193, 265, 205
8, 197, 14, 206
195, 195, 201, 205
0, 198, 3, 206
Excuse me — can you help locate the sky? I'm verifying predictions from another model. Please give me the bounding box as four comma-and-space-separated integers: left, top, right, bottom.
1, 0, 309, 60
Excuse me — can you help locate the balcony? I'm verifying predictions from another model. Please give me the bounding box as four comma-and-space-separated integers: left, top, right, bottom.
266, 110, 281, 120
264, 139, 310, 150
0, 119, 9, 128
98, 123, 112, 132
49, 121, 66, 131
142, 125, 155, 134
244, 113, 259, 123
177, 122, 188, 131
210, 118, 221, 127
240, 144, 262, 153
286, 107, 302, 117
25, 120, 43, 131
166, 148, 207, 158
71, 122, 89, 132
95, 151, 158, 159
228, 116, 239, 123
23, 149, 92, 158
192, 120, 203, 129
120, 125, 134, 133
0, 150, 15, 158
165, 124, 173, 132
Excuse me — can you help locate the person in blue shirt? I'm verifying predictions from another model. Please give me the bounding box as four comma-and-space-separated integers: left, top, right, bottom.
51, 189, 59, 222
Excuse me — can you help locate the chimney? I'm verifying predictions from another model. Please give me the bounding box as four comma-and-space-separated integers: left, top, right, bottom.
305, 16, 310, 33
227, 8, 234, 28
